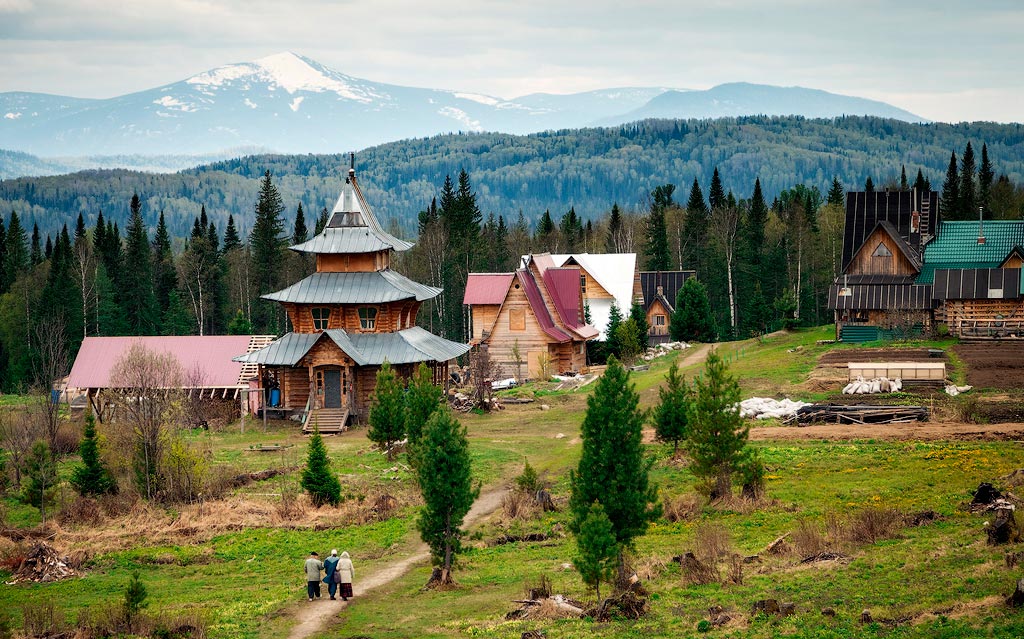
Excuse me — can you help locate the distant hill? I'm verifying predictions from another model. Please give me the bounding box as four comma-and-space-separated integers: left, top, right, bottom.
0, 52, 926, 163
2, 116, 1022, 241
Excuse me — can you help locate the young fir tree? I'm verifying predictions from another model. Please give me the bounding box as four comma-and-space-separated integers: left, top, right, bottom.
301, 429, 342, 507
222, 214, 241, 252
404, 362, 441, 465
227, 309, 253, 335
652, 362, 689, 456
615, 318, 642, 363
21, 440, 57, 514
670, 277, 717, 342
979, 143, 994, 214
416, 408, 479, 585
569, 358, 659, 568
71, 414, 117, 496
293, 203, 308, 244
686, 352, 749, 500
604, 301, 624, 359
708, 167, 726, 211
826, 177, 845, 207
573, 501, 618, 602
368, 361, 406, 460
629, 302, 650, 352
941, 151, 960, 219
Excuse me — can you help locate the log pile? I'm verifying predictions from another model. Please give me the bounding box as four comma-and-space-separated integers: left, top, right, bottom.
796, 404, 928, 425
11, 542, 76, 583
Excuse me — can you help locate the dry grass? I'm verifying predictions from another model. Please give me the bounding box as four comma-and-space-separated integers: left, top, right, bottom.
663, 494, 702, 522
791, 518, 828, 557
844, 506, 904, 545
693, 522, 733, 562
501, 490, 541, 521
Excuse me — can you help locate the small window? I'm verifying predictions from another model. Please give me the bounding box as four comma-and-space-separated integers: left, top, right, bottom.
358, 307, 378, 330
580, 274, 587, 295
872, 242, 892, 257
509, 308, 526, 331
311, 307, 331, 330
654, 314, 666, 326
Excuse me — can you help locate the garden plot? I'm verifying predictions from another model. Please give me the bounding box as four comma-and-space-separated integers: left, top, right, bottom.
953, 342, 1024, 390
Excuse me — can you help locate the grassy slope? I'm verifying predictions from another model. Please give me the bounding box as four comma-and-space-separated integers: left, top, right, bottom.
2, 328, 1022, 638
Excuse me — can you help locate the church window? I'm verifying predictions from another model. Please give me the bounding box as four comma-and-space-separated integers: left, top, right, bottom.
358, 307, 378, 330
311, 307, 331, 330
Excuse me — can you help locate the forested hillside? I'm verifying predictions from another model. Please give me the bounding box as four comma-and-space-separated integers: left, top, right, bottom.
3, 116, 1024, 241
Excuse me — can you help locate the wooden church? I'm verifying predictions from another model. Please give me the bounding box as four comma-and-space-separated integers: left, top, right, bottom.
234, 166, 469, 431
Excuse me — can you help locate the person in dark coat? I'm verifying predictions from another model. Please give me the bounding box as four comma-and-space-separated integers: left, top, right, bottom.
304, 551, 323, 601
323, 549, 341, 600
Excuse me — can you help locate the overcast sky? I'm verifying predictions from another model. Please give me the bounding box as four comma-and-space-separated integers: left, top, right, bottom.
1, 0, 1021, 123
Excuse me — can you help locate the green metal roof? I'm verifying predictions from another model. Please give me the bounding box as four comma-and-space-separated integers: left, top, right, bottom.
918, 220, 1024, 283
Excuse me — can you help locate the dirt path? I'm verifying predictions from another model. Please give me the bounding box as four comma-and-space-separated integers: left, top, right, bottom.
285, 486, 508, 639
749, 421, 1024, 442
677, 343, 714, 369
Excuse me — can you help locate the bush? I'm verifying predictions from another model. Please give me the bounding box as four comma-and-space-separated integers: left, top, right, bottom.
22, 601, 66, 638
515, 459, 541, 494
662, 494, 701, 523
791, 518, 827, 557
845, 507, 903, 545
59, 496, 104, 527
693, 522, 733, 563
300, 430, 341, 507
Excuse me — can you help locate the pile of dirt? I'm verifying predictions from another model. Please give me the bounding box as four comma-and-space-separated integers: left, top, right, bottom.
819, 348, 945, 366
9, 542, 76, 583
954, 343, 1024, 390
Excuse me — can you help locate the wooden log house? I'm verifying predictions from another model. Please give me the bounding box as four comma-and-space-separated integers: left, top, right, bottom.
639, 270, 695, 342
234, 166, 469, 431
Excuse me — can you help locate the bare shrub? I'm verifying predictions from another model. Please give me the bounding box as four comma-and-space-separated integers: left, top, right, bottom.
59, 496, 104, 527
845, 507, 903, 545
22, 601, 67, 638
824, 511, 845, 543
33, 319, 70, 457
693, 522, 733, 563
727, 555, 744, 584
633, 555, 668, 582
98, 492, 139, 518
469, 345, 500, 409
680, 551, 718, 585
502, 490, 540, 521
663, 494, 702, 523
0, 411, 41, 486
274, 487, 307, 522
791, 518, 828, 557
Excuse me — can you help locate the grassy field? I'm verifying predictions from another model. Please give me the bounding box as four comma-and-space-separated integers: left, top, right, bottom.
2, 328, 1023, 638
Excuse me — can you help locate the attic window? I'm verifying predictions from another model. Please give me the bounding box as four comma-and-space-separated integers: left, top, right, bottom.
872, 243, 892, 257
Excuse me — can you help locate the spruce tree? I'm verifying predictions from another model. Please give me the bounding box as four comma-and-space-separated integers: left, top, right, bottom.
249, 171, 286, 333
605, 203, 622, 253
21, 440, 57, 515
161, 290, 194, 335
71, 414, 117, 496
746, 178, 769, 266
301, 429, 342, 507
0, 214, 7, 294
152, 211, 176, 317
941, 151, 960, 219
685, 178, 709, 269
293, 203, 308, 244
4, 211, 29, 289
574, 502, 618, 602
405, 362, 442, 464
605, 301, 624, 358
913, 169, 929, 193
416, 408, 478, 585
226, 309, 253, 335
536, 209, 555, 236
670, 277, 717, 342
979, 143, 994, 214
44, 235, 52, 259
30, 223, 42, 266
629, 302, 650, 351
315, 207, 329, 235
121, 194, 157, 335
864, 176, 874, 193
959, 141, 977, 217
368, 362, 406, 460
826, 177, 845, 207
569, 357, 659, 560
222, 214, 241, 252
644, 185, 673, 271
686, 352, 750, 500
708, 167, 726, 211
900, 165, 908, 191
652, 362, 689, 456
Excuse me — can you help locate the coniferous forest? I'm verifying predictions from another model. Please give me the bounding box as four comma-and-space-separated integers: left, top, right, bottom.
0, 117, 1023, 391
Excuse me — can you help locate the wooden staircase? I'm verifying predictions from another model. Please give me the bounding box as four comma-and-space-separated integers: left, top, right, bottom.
303, 407, 350, 434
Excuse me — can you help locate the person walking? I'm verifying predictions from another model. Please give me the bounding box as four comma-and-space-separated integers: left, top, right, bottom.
323, 549, 341, 600
304, 551, 323, 601
337, 551, 355, 601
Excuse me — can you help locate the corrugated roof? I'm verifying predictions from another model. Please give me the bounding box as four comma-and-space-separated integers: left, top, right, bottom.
932, 268, 1021, 300
919, 220, 1024, 283
518, 268, 573, 342
640, 271, 696, 312
827, 284, 933, 310
69, 335, 260, 389
290, 172, 412, 254
463, 273, 515, 305
234, 328, 469, 367
263, 270, 441, 304
543, 268, 599, 340
842, 189, 937, 271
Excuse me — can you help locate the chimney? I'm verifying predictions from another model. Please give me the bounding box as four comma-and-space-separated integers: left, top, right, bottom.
977, 206, 986, 245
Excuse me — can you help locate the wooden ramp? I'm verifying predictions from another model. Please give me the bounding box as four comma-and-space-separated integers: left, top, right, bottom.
303, 408, 350, 435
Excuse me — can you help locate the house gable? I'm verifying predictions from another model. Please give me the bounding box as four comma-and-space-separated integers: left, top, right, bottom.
844, 222, 921, 277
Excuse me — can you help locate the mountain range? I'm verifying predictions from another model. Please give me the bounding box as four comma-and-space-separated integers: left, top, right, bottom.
1, 52, 926, 168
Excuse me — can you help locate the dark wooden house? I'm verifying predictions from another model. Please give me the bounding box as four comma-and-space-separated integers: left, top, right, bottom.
235, 168, 469, 430
639, 270, 695, 342
828, 189, 939, 341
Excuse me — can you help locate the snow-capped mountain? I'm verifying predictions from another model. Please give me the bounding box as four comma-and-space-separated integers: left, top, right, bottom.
0, 52, 925, 161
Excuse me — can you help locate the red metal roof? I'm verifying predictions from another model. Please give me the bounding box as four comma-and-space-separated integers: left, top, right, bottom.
463, 273, 514, 305
543, 268, 599, 340
68, 336, 257, 389
518, 269, 573, 342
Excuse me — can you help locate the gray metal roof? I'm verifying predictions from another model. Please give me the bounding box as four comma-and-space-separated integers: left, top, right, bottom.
233, 327, 469, 367
290, 173, 413, 254
262, 270, 441, 304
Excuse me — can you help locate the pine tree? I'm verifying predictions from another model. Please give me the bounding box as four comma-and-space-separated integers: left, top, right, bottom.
315, 207, 329, 235
569, 357, 659, 560
670, 277, 717, 342
301, 429, 342, 507
941, 151, 960, 219
644, 185, 673, 271
121, 194, 157, 335
368, 362, 406, 460
913, 169, 929, 194
249, 171, 286, 333
293, 203, 308, 244
222, 214, 241, 252
605, 301, 624, 358
404, 362, 441, 466
629, 302, 649, 351
826, 177, 844, 207
864, 176, 874, 193
70, 414, 117, 495
686, 352, 750, 500
900, 165, 908, 191
652, 362, 689, 455
746, 178, 769, 266
416, 408, 478, 585
4, 211, 29, 289
708, 167, 726, 211
959, 141, 977, 217
605, 203, 622, 253
30, 223, 42, 266
979, 143, 994, 214
573, 502, 618, 602
152, 211, 176, 316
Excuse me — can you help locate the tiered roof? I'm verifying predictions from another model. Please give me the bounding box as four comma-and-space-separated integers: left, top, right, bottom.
234, 327, 467, 367
264, 270, 440, 304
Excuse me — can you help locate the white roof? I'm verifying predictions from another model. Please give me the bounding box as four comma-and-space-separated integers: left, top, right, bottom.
549, 253, 637, 312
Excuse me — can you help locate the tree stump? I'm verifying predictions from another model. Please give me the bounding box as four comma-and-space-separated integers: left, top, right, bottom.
1007, 579, 1024, 608
752, 599, 780, 615
987, 507, 1021, 545
972, 482, 1002, 506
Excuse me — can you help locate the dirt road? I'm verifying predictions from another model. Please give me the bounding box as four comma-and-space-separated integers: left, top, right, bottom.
749, 421, 1024, 442
285, 486, 507, 639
